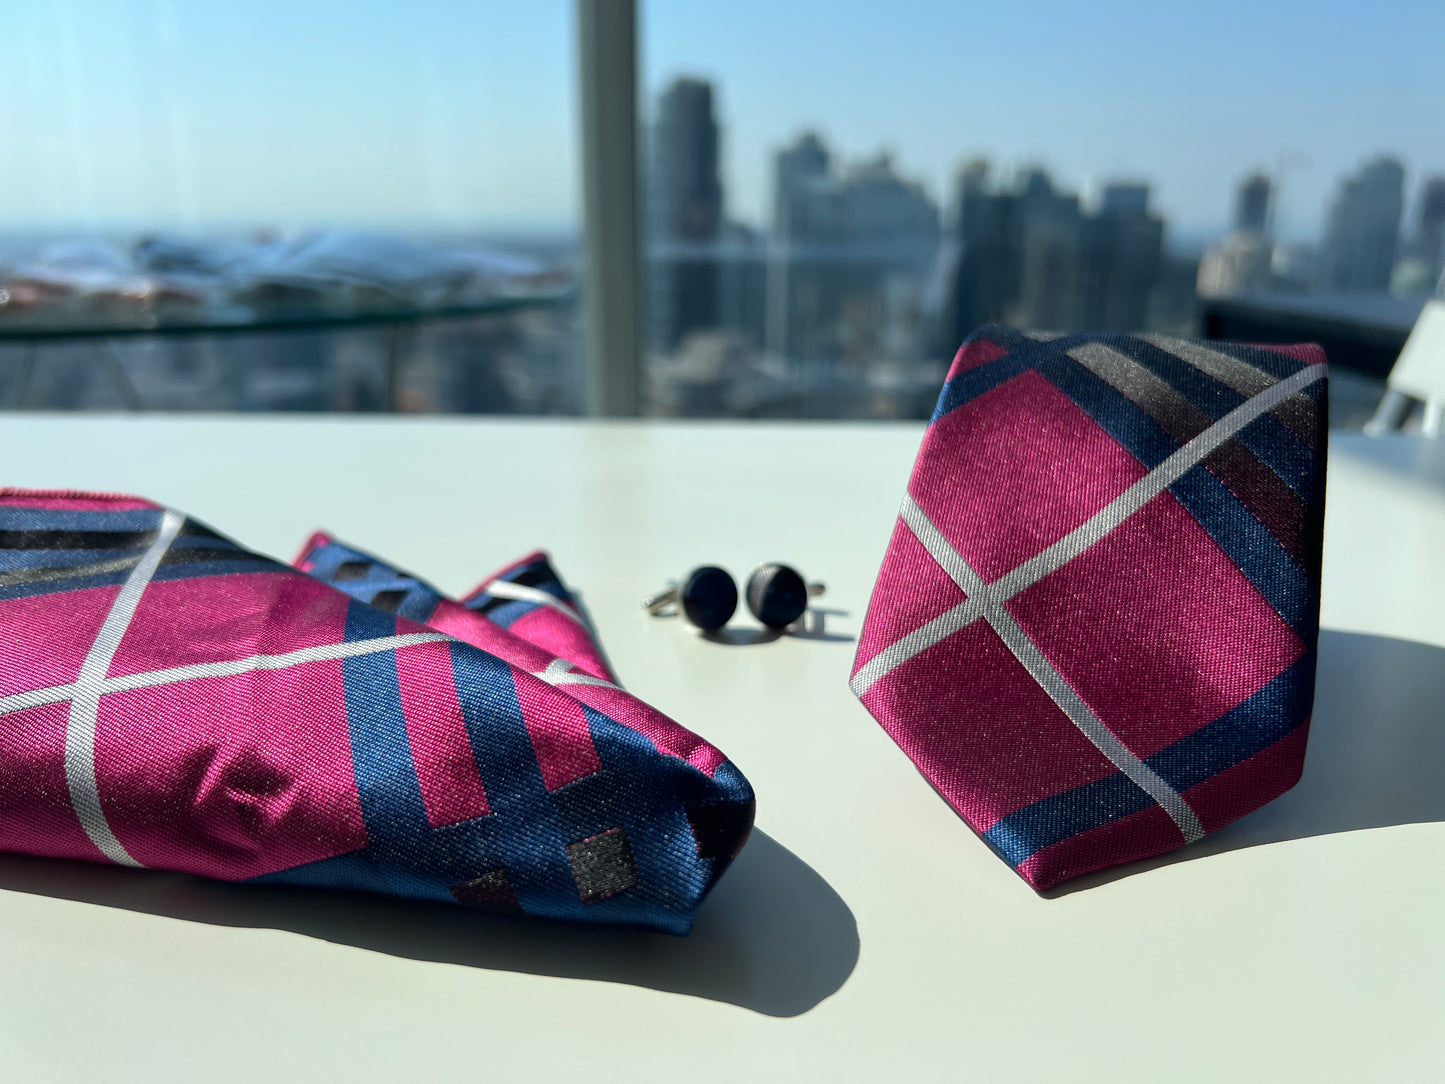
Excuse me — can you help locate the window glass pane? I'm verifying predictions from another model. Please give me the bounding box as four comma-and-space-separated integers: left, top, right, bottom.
0, 0, 581, 414
642, 0, 1445, 424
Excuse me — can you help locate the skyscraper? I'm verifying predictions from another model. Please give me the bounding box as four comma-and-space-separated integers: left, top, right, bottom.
1317, 156, 1405, 292
1410, 175, 1445, 285
939, 159, 1020, 349
941, 166, 1166, 338
1233, 173, 1272, 236
773, 131, 836, 242
768, 134, 939, 364
652, 78, 721, 241
1014, 169, 1084, 330
649, 77, 724, 351
1078, 182, 1164, 330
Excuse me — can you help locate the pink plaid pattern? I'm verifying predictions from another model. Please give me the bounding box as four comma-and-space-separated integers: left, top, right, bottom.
853, 327, 1329, 890
0, 490, 754, 933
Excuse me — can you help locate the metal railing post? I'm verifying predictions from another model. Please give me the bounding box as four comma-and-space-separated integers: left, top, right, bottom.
577, 0, 642, 417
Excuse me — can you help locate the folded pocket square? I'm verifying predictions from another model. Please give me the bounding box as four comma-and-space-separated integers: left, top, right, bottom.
0, 489, 754, 934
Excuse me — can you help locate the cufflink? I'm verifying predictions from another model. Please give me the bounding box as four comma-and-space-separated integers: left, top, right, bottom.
642, 565, 738, 631
744, 563, 826, 629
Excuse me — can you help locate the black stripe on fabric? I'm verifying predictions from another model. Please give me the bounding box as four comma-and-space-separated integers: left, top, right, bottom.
0, 528, 158, 551
502, 564, 556, 589
1201, 438, 1309, 563
1270, 392, 1318, 447
369, 589, 407, 613
1066, 341, 1213, 444
1142, 335, 1320, 448
1062, 343, 1310, 565
0, 554, 142, 587
176, 519, 230, 542
158, 546, 259, 567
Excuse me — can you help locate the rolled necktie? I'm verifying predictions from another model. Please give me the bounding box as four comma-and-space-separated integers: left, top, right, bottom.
852, 327, 1327, 891
0, 489, 753, 933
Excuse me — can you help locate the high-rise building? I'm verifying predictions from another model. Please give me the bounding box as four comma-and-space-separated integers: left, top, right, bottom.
1013, 169, 1084, 330
837, 152, 939, 243
1078, 182, 1164, 330
1410, 175, 1445, 284
941, 167, 1165, 338
1317, 156, 1405, 292
649, 77, 724, 351
1197, 170, 1277, 297
1233, 173, 1272, 236
938, 159, 1020, 349
1101, 182, 1150, 217
768, 134, 939, 364
1196, 231, 1273, 298
652, 78, 721, 241
773, 131, 837, 242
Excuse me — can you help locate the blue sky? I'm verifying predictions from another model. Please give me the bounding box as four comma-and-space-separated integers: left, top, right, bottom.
3, 0, 1443, 244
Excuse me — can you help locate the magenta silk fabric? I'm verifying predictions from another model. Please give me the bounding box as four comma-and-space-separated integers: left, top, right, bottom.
852, 327, 1328, 890
0, 489, 754, 933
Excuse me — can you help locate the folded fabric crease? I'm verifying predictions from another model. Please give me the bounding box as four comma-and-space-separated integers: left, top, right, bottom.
853, 326, 1328, 891
0, 489, 754, 934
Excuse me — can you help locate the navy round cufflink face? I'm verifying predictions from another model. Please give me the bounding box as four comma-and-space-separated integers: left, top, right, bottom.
745, 563, 825, 629
679, 565, 739, 630
643, 565, 738, 631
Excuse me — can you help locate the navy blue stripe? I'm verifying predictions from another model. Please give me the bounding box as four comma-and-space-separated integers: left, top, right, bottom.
393, 587, 443, 623
984, 652, 1316, 865
557, 705, 712, 932
0, 507, 164, 532
339, 601, 433, 863
0, 568, 137, 602
1149, 651, 1317, 791
1125, 338, 1248, 420
0, 546, 149, 571
931, 333, 1318, 501
150, 558, 286, 584
1040, 356, 1315, 638
1117, 339, 1317, 497
1041, 356, 1178, 469
984, 772, 1153, 867
1167, 463, 1316, 638
448, 641, 584, 920
301, 540, 447, 624
168, 534, 246, 554
479, 597, 535, 628
931, 349, 1041, 422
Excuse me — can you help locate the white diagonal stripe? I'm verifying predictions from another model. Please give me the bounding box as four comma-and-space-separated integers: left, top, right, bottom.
849, 598, 987, 697
982, 604, 1204, 842
900, 494, 990, 595
532, 657, 620, 690
853, 363, 1326, 837
64, 508, 184, 867
481, 578, 584, 625
0, 632, 453, 719
892, 501, 1205, 843
854, 361, 1326, 696
0, 682, 80, 716
990, 361, 1325, 603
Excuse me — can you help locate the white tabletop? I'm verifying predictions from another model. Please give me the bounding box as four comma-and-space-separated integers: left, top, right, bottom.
0, 417, 1441, 1082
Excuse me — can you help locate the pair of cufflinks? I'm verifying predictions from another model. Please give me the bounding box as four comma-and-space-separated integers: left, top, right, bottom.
643, 562, 825, 632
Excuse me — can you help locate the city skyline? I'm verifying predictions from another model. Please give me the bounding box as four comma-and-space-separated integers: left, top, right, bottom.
3, 1, 1443, 240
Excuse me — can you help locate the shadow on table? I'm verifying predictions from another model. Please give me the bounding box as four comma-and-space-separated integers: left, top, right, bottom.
1046, 629, 1445, 896
702, 607, 855, 646
1331, 432, 1445, 490
0, 829, 857, 1018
